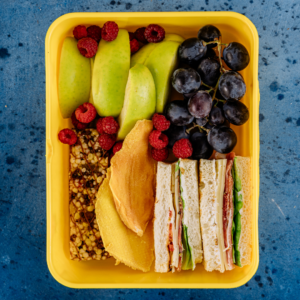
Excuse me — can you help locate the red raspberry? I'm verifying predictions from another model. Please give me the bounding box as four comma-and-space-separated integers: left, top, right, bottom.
173, 139, 193, 159
113, 141, 123, 154
129, 32, 135, 41
101, 21, 119, 41
87, 25, 102, 42
58, 129, 77, 145
73, 25, 87, 40
98, 133, 116, 150
151, 148, 169, 161
75, 103, 97, 124
130, 39, 140, 54
77, 38, 98, 58
71, 111, 88, 130
102, 116, 119, 134
134, 27, 147, 43
149, 130, 169, 149
152, 113, 170, 131
144, 24, 165, 43
96, 118, 104, 134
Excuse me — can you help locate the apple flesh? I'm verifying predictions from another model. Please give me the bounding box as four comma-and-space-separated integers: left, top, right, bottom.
144, 41, 180, 113
89, 57, 95, 105
117, 64, 156, 140
58, 37, 91, 118
92, 29, 130, 117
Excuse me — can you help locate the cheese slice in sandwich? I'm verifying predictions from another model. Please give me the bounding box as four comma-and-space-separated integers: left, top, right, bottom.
154, 160, 202, 273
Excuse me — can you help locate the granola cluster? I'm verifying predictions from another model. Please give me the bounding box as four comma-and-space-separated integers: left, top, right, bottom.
69, 129, 110, 261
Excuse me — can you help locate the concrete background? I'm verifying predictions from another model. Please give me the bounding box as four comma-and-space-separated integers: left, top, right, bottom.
0, 0, 299, 299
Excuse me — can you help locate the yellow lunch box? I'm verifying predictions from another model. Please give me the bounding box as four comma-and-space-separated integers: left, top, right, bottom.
45, 11, 260, 289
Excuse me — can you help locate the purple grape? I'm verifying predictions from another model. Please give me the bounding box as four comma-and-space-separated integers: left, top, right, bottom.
197, 58, 221, 86
207, 125, 237, 153
178, 38, 207, 67
209, 106, 225, 125
187, 90, 212, 118
195, 117, 208, 126
190, 131, 213, 160
223, 100, 249, 125
165, 100, 194, 126
223, 42, 250, 71
172, 68, 201, 94
218, 71, 246, 100
197, 25, 221, 48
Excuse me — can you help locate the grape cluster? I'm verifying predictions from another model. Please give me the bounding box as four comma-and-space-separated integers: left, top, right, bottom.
166, 25, 250, 158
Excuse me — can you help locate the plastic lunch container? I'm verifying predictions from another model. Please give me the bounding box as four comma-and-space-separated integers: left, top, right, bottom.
45, 11, 260, 289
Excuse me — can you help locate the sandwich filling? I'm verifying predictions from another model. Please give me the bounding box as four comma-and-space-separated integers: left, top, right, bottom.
169, 163, 182, 272
178, 162, 195, 271
176, 164, 184, 271
232, 157, 243, 267
223, 153, 235, 270
174, 162, 184, 271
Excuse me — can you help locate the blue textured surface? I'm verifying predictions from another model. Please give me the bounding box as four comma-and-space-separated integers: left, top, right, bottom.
0, 0, 300, 299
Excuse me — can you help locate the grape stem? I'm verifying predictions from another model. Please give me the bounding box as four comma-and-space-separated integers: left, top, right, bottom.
201, 82, 214, 89
186, 124, 209, 134
215, 98, 226, 103
214, 98, 226, 107
203, 41, 228, 47
217, 43, 224, 73
211, 76, 220, 102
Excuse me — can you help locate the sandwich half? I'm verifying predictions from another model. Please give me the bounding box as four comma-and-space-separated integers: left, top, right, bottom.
232, 156, 252, 267
179, 159, 203, 270
199, 155, 251, 272
154, 159, 202, 273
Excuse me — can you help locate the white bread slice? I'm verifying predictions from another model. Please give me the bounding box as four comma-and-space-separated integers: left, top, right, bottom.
154, 162, 173, 273
235, 156, 252, 266
199, 159, 226, 272
180, 159, 202, 268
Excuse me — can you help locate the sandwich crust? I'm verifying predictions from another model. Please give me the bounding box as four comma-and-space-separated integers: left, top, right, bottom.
110, 120, 156, 236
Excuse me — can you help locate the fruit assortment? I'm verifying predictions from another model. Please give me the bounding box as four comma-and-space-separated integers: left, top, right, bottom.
58, 21, 250, 163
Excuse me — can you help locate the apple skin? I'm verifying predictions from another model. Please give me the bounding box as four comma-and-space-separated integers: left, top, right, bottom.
58, 37, 91, 118
144, 41, 180, 113
92, 29, 130, 117
117, 64, 156, 141
130, 34, 183, 68
164, 33, 184, 43
130, 43, 157, 68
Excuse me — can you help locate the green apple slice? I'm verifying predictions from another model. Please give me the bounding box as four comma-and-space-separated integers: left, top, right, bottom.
92, 29, 130, 117
117, 64, 156, 140
130, 43, 157, 68
89, 57, 95, 105
164, 33, 185, 43
144, 41, 180, 113
130, 34, 184, 68
58, 37, 91, 118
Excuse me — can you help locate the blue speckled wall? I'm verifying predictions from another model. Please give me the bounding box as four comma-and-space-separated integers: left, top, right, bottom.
0, 0, 299, 299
